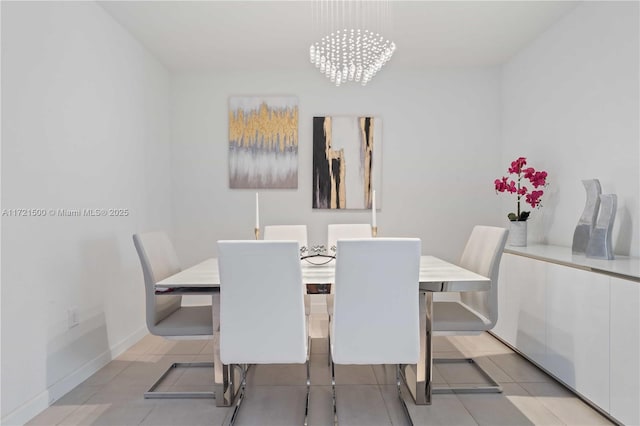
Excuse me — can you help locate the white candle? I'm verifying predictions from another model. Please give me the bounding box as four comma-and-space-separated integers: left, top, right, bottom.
372, 189, 377, 227
255, 192, 260, 229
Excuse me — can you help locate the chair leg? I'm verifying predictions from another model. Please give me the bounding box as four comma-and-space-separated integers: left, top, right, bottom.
330, 357, 338, 426
222, 362, 310, 426
222, 364, 248, 426
304, 359, 311, 426
327, 314, 332, 366
303, 329, 311, 426
144, 362, 215, 399
396, 365, 414, 426
433, 358, 502, 394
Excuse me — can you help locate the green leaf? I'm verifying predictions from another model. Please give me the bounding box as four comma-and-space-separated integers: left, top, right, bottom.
507, 213, 518, 221
519, 211, 531, 221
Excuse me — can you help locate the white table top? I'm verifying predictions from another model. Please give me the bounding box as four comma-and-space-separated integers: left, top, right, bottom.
156, 255, 490, 292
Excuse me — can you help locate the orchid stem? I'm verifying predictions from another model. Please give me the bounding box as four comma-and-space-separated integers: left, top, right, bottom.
517, 172, 521, 220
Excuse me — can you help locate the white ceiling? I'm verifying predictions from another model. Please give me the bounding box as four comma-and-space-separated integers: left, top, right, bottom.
99, 1, 579, 71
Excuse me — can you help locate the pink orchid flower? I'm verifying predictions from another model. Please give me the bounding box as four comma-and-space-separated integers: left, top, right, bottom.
494, 157, 549, 221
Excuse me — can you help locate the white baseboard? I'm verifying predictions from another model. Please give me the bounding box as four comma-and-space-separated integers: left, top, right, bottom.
1, 327, 148, 426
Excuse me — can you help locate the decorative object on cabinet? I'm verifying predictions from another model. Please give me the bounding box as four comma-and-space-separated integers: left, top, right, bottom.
508, 221, 528, 247
228, 96, 298, 189
494, 157, 548, 246
572, 179, 602, 254
586, 194, 617, 260
312, 116, 381, 209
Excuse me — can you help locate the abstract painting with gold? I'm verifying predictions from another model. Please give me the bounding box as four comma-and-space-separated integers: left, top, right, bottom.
229, 97, 298, 188
313, 116, 382, 209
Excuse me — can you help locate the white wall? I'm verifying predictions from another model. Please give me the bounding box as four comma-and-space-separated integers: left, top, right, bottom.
1, 2, 171, 424
502, 1, 639, 256
170, 69, 503, 266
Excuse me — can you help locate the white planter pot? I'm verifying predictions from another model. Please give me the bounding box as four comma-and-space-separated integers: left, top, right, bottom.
509, 221, 528, 246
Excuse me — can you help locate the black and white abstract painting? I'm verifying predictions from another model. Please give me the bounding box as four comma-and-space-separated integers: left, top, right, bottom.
313, 116, 382, 209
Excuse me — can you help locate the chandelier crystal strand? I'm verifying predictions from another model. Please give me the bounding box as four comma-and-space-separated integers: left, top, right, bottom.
309, 0, 395, 87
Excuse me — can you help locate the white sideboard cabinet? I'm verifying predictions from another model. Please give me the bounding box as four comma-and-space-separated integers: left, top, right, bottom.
610, 277, 640, 425
492, 245, 640, 425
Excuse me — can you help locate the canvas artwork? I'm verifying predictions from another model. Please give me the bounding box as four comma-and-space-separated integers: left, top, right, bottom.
312, 116, 382, 209
228, 96, 298, 188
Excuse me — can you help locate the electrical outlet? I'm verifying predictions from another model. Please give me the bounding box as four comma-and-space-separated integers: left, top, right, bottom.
67, 307, 79, 329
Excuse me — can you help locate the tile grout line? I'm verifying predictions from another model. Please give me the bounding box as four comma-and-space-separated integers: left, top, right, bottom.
378, 383, 400, 426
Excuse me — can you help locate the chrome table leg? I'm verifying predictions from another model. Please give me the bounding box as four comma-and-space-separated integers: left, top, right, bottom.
400, 290, 433, 405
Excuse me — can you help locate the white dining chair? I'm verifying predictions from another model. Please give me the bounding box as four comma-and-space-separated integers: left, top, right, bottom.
432, 225, 509, 394
218, 240, 310, 426
263, 224, 308, 248
133, 231, 218, 399
327, 223, 372, 252
264, 224, 311, 315
331, 238, 421, 426
325, 223, 373, 357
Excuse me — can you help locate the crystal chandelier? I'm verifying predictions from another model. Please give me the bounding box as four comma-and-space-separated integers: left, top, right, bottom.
309, 1, 396, 87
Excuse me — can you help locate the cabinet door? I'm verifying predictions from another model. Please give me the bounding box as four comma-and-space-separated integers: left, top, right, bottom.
493, 256, 512, 340
505, 255, 547, 364
494, 254, 547, 363
546, 264, 610, 411
610, 277, 640, 425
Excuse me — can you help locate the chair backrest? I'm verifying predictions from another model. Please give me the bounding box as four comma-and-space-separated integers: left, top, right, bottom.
459, 226, 509, 327
327, 224, 372, 250
263, 225, 308, 248
218, 240, 307, 365
132, 232, 182, 334
332, 238, 421, 365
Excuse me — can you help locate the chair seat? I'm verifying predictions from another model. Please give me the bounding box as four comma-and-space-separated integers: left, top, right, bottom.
433, 301, 491, 332
155, 305, 214, 336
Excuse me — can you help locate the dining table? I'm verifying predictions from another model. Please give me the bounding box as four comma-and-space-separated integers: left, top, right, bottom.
155, 255, 490, 407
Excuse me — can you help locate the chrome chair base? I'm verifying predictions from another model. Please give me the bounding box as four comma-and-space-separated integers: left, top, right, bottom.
222, 361, 311, 426
330, 362, 414, 426
144, 362, 215, 399
222, 364, 247, 426
396, 364, 414, 426
432, 358, 503, 394
327, 316, 332, 367
331, 360, 338, 426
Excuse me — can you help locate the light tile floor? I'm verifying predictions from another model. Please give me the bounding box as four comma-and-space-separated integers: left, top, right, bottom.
28, 326, 614, 425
